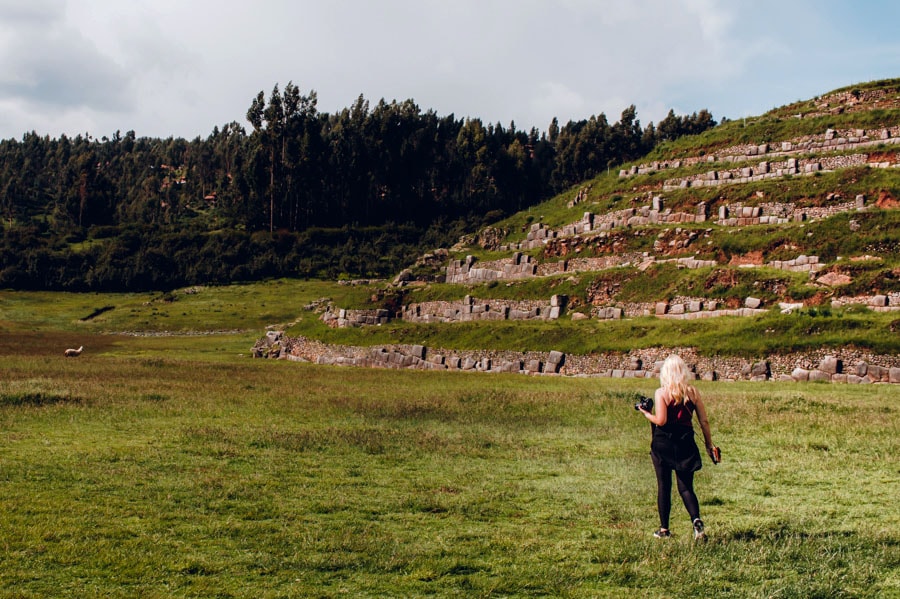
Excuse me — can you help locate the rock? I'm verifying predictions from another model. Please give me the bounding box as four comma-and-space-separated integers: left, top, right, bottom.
571, 312, 589, 321
855, 362, 868, 377
816, 272, 852, 286
791, 367, 810, 382
655, 302, 669, 316
891, 368, 900, 384
809, 370, 832, 382
744, 297, 762, 309
750, 361, 770, 378
546, 351, 565, 373
867, 365, 885, 382
870, 295, 888, 307
393, 269, 413, 284
818, 356, 841, 375
779, 302, 804, 314
701, 371, 718, 381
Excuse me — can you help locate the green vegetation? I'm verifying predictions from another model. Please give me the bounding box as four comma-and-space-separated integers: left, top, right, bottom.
0, 328, 897, 597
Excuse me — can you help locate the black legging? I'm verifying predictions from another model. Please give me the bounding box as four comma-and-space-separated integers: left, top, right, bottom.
651, 452, 700, 529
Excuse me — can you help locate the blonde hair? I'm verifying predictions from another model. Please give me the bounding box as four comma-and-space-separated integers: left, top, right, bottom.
659, 355, 698, 405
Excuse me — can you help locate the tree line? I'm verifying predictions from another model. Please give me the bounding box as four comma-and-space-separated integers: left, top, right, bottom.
0, 83, 716, 291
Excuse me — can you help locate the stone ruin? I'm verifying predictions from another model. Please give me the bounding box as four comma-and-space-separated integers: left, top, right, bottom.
253, 334, 900, 385
402, 294, 566, 324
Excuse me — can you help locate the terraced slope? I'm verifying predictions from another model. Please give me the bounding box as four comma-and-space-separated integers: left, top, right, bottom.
270, 79, 900, 381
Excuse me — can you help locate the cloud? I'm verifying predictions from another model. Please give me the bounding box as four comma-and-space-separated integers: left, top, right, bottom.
0, 0, 132, 113
0, 1, 896, 140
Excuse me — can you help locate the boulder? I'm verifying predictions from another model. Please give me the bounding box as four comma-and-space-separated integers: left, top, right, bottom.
791, 367, 810, 382
867, 365, 885, 382
546, 351, 565, 373
809, 370, 832, 382
750, 361, 770, 378
818, 356, 841, 375
744, 297, 762, 309
870, 295, 888, 307
891, 368, 900, 384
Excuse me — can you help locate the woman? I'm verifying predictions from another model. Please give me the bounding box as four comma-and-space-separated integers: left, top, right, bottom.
639, 354, 719, 540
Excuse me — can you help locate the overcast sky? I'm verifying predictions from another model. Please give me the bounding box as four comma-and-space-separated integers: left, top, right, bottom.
0, 0, 897, 141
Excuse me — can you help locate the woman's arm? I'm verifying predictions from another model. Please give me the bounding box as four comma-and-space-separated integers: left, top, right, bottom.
641, 388, 668, 426
693, 394, 717, 457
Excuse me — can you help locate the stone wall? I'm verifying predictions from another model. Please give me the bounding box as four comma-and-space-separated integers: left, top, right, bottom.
831, 292, 900, 311
662, 153, 879, 191
253, 334, 900, 385
620, 126, 900, 179
445, 252, 537, 284
322, 308, 392, 328
402, 294, 566, 324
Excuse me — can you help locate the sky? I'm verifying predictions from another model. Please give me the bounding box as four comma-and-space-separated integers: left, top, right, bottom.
0, 0, 898, 141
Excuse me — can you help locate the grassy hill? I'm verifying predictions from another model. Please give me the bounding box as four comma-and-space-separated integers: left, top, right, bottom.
277, 78, 900, 360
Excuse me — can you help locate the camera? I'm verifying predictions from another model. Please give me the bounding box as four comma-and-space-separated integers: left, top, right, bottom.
633, 394, 653, 412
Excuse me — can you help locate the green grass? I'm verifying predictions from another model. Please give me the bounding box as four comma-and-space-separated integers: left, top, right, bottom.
5, 279, 900, 360
0, 331, 897, 597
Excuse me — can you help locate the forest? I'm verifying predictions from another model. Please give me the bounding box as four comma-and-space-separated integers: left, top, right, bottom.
0, 82, 715, 291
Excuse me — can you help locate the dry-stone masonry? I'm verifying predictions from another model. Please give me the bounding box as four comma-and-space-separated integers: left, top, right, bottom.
620, 126, 900, 180
254, 335, 900, 385
322, 308, 392, 328
402, 294, 567, 324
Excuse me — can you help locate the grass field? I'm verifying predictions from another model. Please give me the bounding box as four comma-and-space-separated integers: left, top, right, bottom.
0, 311, 898, 597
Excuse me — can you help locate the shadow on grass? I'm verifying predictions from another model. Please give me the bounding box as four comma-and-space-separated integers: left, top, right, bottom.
0, 391, 83, 407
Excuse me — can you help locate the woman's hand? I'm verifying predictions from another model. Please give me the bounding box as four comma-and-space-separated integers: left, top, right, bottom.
706, 444, 721, 463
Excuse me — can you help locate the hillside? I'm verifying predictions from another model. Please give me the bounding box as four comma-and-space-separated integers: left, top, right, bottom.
267, 78, 900, 381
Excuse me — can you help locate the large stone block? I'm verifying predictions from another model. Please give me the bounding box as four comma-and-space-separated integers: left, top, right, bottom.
744, 297, 762, 309
867, 365, 884, 381
891, 368, 900, 384
818, 355, 841, 375
548, 351, 565, 368
791, 367, 810, 382
525, 360, 542, 373
750, 361, 769, 378
809, 370, 832, 382
870, 295, 888, 307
